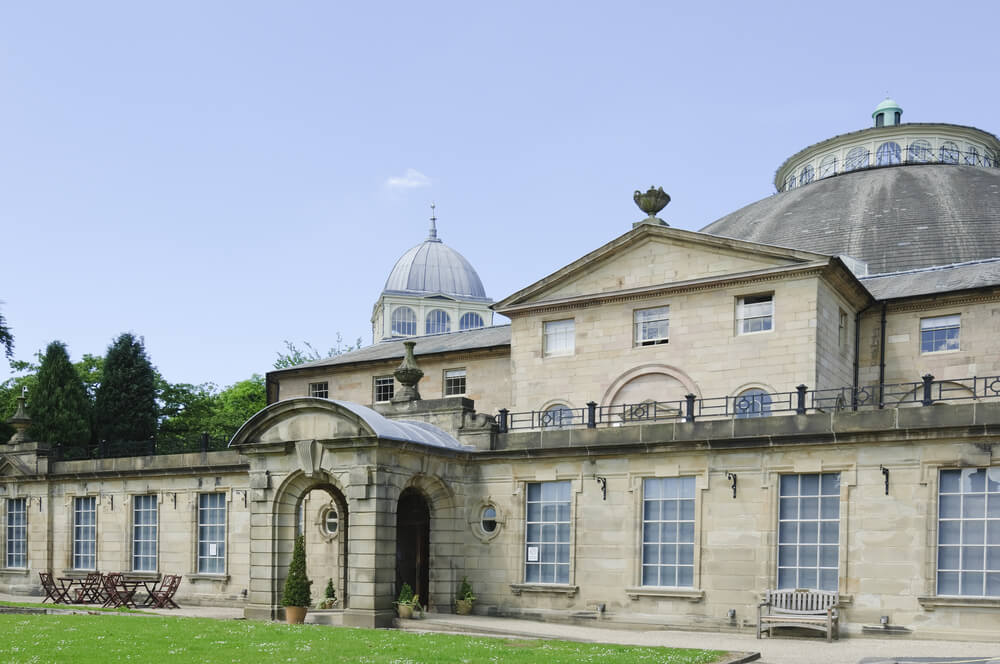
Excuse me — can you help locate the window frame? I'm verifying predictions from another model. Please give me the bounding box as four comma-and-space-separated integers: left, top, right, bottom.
634, 306, 670, 347
390, 306, 417, 337
542, 319, 575, 357
523, 480, 572, 585
777, 473, 841, 592
373, 375, 395, 403
920, 314, 960, 354
425, 309, 452, 335
459, 312, 484, 330
131, 494, 158, 573
935, 467, 1000, 598
641, 477, 696, 588
308, 381, 329, 399
5, 498, 27, 569
72, 496, 97, 571
443, 368, 466, 396
197, 493, 227, 575
735, 388, 772, 418
736, 294, 774, 335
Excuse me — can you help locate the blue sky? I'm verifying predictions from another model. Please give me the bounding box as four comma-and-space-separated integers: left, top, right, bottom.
2, 1, 998, 388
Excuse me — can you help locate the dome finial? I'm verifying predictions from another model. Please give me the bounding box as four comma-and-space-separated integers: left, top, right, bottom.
872, 97, 902, 127
427, 202, 439, 241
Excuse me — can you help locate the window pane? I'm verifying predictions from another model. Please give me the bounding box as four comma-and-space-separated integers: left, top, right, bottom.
525, 481, 571, 585
641, 477, 696, 587
777, 473, 840, 591
937, 468, 1000, 596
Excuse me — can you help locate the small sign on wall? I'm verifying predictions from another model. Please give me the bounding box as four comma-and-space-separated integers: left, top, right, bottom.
526, 546, 539, 562
209, 544, 218, 556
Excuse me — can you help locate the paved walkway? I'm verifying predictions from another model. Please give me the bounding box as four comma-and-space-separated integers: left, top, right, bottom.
3, 593, 998, 664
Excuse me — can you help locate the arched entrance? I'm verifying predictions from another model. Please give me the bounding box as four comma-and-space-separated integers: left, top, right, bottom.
294, 486, 349, 609
395, 488, 430, 606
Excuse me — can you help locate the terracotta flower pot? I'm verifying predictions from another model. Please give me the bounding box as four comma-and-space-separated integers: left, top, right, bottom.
285, 606, 308, 624
396, 603, 414, 619
455, 599, 473, 615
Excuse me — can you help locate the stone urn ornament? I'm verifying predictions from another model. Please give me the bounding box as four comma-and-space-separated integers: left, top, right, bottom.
633, 186, 670, 226
392, 341, 423, 403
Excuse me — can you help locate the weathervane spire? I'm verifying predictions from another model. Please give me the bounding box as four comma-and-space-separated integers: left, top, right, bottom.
428, 202, 439, 241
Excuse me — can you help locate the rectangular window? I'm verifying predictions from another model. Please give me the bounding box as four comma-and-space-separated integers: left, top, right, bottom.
132, 495, 158, 572
373, 376, 394, 403
543, 319, 575, 357
73, 496, 97, 570
308, 381, 329, 398
777, 473, 840, 591
737, 294, 773, 335
642, 477, 695, 587
634, 306, 670, 346
838, 309, 848, 349
6, 498, 27, 569
197, 493, 226, 574
525, 481, 571, 584
921, 315, 960, 353
443, 368, 466, 396
937, 468, 1000, 597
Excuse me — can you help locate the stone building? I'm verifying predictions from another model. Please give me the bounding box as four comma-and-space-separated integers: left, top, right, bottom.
3, 99, 1000, 640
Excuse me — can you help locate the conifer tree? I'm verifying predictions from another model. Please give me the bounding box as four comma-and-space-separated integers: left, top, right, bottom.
30, 341, 91, 445
95, 333, 157, 443
281, 534, 312, 607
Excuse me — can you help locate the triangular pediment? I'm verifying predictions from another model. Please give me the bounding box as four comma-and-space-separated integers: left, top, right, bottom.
495, 224, 830, 310
0, 454, 30, 477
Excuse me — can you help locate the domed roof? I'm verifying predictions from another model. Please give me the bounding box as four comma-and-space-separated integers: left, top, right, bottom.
873, 97, 902, 117
383, 220, 490, 300
700, 165, 1000, 275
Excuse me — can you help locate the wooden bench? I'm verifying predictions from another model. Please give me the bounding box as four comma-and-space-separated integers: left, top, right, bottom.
757, 589, 840, 642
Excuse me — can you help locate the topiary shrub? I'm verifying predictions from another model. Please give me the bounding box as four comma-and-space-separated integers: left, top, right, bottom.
397, 582, 415, 605
281, 535, 312, 607
457, 576, 475, 602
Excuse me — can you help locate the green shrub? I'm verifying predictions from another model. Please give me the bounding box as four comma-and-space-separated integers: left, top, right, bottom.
397, 582, 414, 605
324, 578, 336, 601
457, 576, 475, 602
281, 535, 312, 607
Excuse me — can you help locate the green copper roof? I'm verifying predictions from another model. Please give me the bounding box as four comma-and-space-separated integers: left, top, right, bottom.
872, 97, 902, 118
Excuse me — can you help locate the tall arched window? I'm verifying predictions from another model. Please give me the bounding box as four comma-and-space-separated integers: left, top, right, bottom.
939, 141, 959, 164
390, 307, 417, 337
964, 146, 979, 166
908, 140, 932, 163
425, 309, 451, 335
876, 142, 901, 166
799, 165, 814, 185
845, 147, 870, 172
819, 155, 837, 179
735, 389, 772, 418
783, 175, 796, 191
459, 312, 484, 330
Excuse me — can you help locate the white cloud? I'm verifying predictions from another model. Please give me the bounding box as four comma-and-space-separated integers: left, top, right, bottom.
385, 168, 431, 190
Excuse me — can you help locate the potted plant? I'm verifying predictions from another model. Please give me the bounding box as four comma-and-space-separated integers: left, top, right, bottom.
317, 578, 337, 609
396, 582, 416, 619
281, 535, 312, 624
455, 576, 475, 615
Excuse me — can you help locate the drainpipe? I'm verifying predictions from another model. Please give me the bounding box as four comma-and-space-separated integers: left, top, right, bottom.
852, 303, 876, 411
878, 302, 887, 409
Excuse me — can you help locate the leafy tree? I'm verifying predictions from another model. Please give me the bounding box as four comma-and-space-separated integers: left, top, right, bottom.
274, 334, 362, 369
29, 341, 92, 445
281, 534, 312, 607
0, 303, 13, 360
157, 380, 218, 442
94, 333, 157, 443
210, 375, 265, 438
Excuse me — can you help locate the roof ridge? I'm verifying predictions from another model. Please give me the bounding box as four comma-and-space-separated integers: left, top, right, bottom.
861, 257, 1000, 280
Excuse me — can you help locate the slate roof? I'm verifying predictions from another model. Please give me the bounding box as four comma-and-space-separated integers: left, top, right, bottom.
276, 325, 512, 373
700, 165, 1000, 274
860, 258, 1000, 300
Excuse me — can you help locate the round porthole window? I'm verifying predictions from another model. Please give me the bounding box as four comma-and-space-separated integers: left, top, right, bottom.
481, 506, 497, 533
323, 508, 339, 535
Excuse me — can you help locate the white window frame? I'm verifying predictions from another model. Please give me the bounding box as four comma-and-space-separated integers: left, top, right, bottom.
73, 496, 97, 571
6, 498, 27, 569
132, 494, 158, 572
936, 468, 1000, 597
390, 306, 417, 337
543, 319, 575, 357
197, 493, 226, 575
443, 368, 466, 396
373, 375, 394, 403
641, 477, 695, 588
921, 314, 960, 354
736, 294, 774, 335
634, 306, 670, 346
308, 381, 329, 398
524, 481, 571, 584
838, 309, 848, 350
777, 473, 840, 591
425, 309, 451, 335
459, 312, 484, 330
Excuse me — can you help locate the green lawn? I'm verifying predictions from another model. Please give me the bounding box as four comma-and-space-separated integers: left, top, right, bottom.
0, 613, 725, 663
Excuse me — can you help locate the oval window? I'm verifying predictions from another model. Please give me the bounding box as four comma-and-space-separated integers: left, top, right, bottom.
481, 506, 497, 533
323, 508, 339, 535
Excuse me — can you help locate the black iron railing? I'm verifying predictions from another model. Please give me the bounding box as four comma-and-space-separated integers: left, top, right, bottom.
495, 374, 1000, 432
51, 432, 232, 461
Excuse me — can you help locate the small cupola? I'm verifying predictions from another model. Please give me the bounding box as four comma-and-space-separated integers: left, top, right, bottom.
872, 97, 903, 128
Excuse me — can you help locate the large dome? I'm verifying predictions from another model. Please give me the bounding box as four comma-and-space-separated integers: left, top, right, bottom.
700, 165, 1000, 275
383, 225, 489, 300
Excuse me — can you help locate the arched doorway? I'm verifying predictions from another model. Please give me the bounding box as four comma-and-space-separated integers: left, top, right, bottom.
294, 486, 349, 609
395, 488, 430, 606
